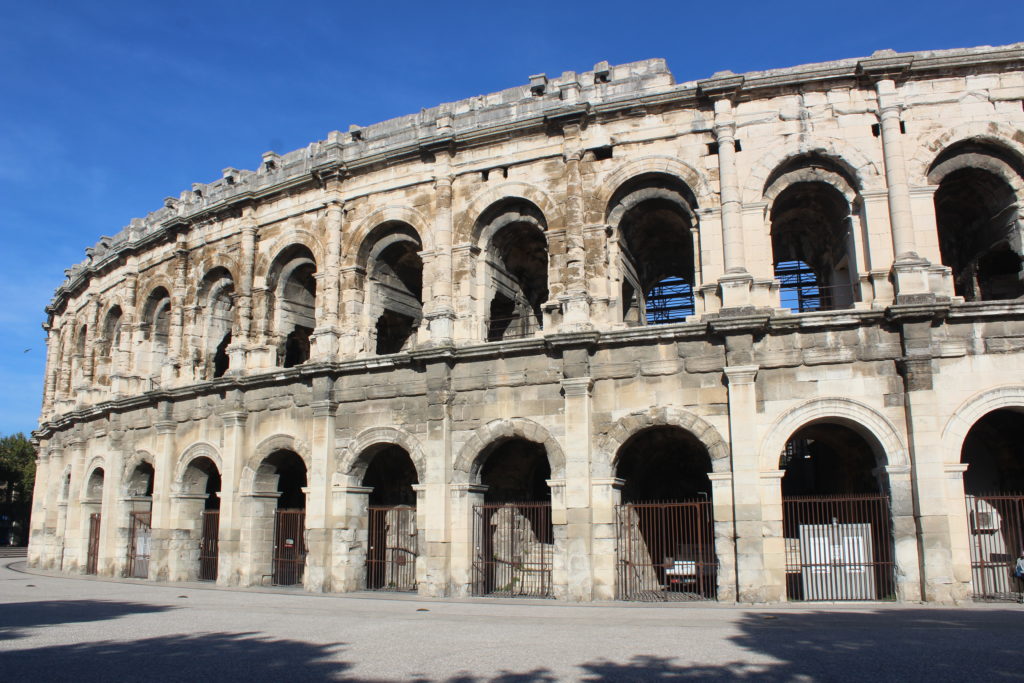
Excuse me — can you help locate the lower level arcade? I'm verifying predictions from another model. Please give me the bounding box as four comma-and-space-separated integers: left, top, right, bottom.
29, 394, 1024, 605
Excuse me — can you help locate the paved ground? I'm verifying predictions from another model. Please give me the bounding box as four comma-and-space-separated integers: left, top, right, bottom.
0, 560, 1021, 681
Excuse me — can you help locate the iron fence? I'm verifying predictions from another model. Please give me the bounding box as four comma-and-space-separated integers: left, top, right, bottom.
199, 510, 219, 581
126, 511, 152, 579
472, 502, 553, 598
783, 494, 896, 601
966, 493, 1024, 601
366, 505, 418, 592
615, 501, 717, 601
86, 513, 101, 575
272, 508, 306, 586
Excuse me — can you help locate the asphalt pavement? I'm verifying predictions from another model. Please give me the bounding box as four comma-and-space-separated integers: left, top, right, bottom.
0, 559, 1020, 681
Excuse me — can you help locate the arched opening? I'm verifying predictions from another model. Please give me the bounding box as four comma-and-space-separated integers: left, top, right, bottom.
253, 449, 307, 585
609, 174, 698, 325
84, 467, 104, 575
360, 445, 419, 591
180, 456, 222, 581
141, 287, 171, 377
477, 200, 548, 341
96, 307, 122, 387
124, 462, 154, 579
768, 161, 859, 313
198, 268, 234, 378
960, 408, 1024, 600
72, 324, 88, 387
472, 438, 553, 597
931, 143, 1024, 301
363, 223, 423, 355
614, 426, 716, 601
267, 246, 317, 367
779, 422, 895, 601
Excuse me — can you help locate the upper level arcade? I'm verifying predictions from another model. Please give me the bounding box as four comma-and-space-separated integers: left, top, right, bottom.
39, 43, 1024, 423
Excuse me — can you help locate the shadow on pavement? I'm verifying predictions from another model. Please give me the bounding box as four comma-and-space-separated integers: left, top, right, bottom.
576, 608, 1024, 681
0, 631, 348, 682
0, 599, 175, 640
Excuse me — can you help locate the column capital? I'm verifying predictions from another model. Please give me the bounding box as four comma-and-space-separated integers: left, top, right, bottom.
560, 376, 594, 397
723, 364, 759, 385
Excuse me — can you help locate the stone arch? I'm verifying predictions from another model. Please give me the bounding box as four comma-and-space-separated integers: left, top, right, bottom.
599, 156, 716, 211
742, 137, 883, 204
253, 230, 324, 285
120, 449, 153, 483
81, 457, 106, 501
759, 397, 908, 472
337, 426, 427, 484
454, 181, 563, 245
345, 205, 433, 266
596, 406, 730, 477
173, 441, 223, 490
453, 418, 566, 481
763, 166, 860, 208
940, 385, 1024, 467
241, 433, 312, 493
908, 121, 1024, 188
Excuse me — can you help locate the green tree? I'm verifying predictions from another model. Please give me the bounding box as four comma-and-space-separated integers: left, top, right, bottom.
0, 433, 36, 504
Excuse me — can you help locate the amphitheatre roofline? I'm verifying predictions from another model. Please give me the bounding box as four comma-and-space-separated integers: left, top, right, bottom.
48, 41, 1024, 316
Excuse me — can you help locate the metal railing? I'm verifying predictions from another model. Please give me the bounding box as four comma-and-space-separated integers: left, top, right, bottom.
366, 506, 418, 592
472, 502, 553, 598
966, 493, 1024, 601
615, 501, 717, 601
783, 494, 896, 601
86, 513, 101, 575
272, 509, 306, 586
486, 315, 541, 341
199, 510, 219, 581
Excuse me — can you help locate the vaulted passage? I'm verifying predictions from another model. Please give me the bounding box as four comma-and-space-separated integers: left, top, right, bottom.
478, 200, 548, 341
609, 174, 699, 325
961, 408, 1024, 600
931, 142, 1024, 302
125, 462, 154, 579
251, 449, 307, 585
780, 423, 895, 601
473, 438, 553, 597
614, 427, 716, 601
768, 159, 859, 312
365, 222, 423, 355
361, 445, 419, 591
198, 268, 234, 378
179, 456, 222, 581
268, 246, 317, 367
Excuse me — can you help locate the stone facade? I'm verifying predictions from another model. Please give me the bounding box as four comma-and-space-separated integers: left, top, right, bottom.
28, 43, 1024, 604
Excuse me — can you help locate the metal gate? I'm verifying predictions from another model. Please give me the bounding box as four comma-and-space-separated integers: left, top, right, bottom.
199, 510, 219, 581
966, 494, 1024, 601
783, 494, 896, 601
366, 506, 418, 591
615, 501, 717, 601
472, 502, 553, 598
272, 508, 306, 586
126, 511, 152, 578
86, 513, 101, 575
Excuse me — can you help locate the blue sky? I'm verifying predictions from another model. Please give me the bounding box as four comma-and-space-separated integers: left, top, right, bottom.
1, 1, 1021, 436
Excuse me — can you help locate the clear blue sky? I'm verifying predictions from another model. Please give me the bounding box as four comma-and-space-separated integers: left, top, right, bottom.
1, 1, 1021, 436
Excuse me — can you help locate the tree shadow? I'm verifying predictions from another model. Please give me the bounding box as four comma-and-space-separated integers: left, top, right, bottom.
0, 631, 349, 682
0, 600, 175, 640
576, 608, 1024, 681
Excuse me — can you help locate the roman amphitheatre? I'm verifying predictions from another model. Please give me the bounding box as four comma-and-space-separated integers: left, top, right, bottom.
28, 42, 1024, 604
